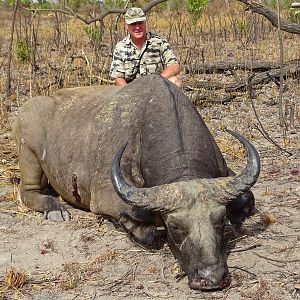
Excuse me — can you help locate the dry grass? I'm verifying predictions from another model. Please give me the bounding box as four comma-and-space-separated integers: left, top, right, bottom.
261, 213, 278, 226
0, 268, 27, 299
4, 269, 27, 289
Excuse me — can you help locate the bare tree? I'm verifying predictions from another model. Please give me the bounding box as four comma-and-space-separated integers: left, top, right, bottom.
276, 0, 285, 127
6, 0, 19, 97
26, 0, 169, 25
238, 0, 300, 129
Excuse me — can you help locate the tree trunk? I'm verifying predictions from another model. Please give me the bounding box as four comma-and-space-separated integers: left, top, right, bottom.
276, 1, 285, 127
6, 0, 19, 98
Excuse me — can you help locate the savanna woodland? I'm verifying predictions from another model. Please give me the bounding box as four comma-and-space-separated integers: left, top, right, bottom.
0, 0, 299, 299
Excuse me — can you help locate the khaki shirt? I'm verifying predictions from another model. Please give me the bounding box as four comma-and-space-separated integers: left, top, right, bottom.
110, 32, 179, 82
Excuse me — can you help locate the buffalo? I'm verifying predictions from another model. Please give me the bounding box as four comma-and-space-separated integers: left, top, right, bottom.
13, 74, 260, 290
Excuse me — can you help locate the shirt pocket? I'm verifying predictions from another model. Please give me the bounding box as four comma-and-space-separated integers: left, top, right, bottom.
141, 56, 163, 75
124, 59, 140, 81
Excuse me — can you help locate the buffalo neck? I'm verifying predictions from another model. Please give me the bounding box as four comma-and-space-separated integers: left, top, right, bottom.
139, 80, 228, 187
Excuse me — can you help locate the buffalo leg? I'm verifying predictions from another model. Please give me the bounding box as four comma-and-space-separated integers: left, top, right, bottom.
90, 184, 166, 248
119, 212, 166, 249
19, 144, 69, 221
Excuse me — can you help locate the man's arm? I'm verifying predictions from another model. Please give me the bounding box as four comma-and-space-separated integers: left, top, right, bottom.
110, 42, 128, 86
160, 63, 180, 79
159, 36, 180, 82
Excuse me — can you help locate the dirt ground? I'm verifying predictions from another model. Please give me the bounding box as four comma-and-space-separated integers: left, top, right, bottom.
0, 77, 299, 299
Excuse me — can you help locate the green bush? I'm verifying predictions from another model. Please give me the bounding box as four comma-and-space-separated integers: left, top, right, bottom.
266, 0, 293, 9
103, 0, 126, 9
187, 0, 208, 22
84, 26, 102, 44
16, 39, 32, 62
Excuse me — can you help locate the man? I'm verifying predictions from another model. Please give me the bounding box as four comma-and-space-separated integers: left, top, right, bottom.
110, 7, 181, 87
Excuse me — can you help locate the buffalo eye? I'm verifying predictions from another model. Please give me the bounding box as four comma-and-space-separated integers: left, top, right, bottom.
168, 222, 189, 245
210, 207, 226, 223
210, 208, 226, 231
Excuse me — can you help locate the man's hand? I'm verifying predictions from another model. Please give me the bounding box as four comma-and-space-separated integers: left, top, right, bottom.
160, 63, 180, 80
115, 78, 128, 86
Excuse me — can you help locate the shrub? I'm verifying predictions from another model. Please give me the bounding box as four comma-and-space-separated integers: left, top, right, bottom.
187, 0, 208, 22
16, 39, 32, 62
84, 26, 102, 44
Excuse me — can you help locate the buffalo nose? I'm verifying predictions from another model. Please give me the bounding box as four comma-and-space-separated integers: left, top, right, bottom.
198, 269, 223, 285
189, 266, 229, 290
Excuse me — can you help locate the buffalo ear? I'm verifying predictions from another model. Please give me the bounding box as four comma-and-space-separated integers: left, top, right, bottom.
226, 191, 255, 227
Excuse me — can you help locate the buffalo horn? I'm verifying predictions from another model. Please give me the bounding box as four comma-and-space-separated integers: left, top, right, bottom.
224, 129, 260, 197
111, 143, 167, 212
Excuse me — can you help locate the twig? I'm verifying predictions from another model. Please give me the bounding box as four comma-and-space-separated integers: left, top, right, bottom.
28, 277, 60, 284
266, 72, 287, 91
227, 235, 248, 244
254, 252, 300, 263
229, 265, 258, 278
247, 76, 293, 156
222, 288, 231, 300
0, 209, 39, 219
253, 124, 292, 156
175, 272, 186, 282
227, 242, 262, 253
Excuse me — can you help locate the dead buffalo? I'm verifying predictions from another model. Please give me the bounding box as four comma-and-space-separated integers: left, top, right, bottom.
13, 74, 260, 290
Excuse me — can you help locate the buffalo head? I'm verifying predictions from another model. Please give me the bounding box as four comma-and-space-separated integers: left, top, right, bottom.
111, 130, 260, 290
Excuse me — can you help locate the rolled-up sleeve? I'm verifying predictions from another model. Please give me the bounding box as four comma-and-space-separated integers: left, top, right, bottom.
160, 38, 179, 67
110, 44, 125, 80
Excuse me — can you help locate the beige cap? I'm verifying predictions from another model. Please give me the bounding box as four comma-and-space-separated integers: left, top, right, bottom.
125, 7, 146, 24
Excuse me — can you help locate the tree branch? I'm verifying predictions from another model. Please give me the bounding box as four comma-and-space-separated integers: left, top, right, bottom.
27, 0, 169, 25
237, 0, 300, 35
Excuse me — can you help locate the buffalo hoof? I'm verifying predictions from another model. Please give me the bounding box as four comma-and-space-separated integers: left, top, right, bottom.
44, 195, 70, 222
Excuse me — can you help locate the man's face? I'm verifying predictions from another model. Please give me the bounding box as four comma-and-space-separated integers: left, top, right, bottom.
125, 21, 146, 40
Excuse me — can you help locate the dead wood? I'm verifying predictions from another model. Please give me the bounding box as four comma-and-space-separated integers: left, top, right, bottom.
184, 81, 245, 92
185, 61, 278, 74
184, 60, 300, 93
185, 59, 300, 75
237, 0, 300, 35
249, 61, 300, 85
190, 92, 236, 105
